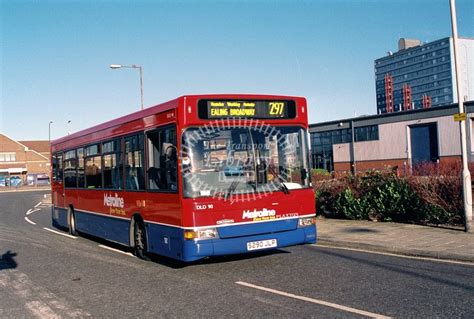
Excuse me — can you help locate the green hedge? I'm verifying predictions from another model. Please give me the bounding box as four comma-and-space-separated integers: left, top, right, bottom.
314, 170, 463, 225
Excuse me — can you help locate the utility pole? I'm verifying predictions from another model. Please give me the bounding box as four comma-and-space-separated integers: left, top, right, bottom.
450, 0, 472, 232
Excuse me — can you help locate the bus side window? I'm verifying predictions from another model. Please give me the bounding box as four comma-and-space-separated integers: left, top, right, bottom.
52, 152, 63, 183
77, 148, 85, 188
102, 139, 122, 190
146, 126, 177, 191
85, 144, 102, 189
125, 134, 145, 191
64, 150, 77, 188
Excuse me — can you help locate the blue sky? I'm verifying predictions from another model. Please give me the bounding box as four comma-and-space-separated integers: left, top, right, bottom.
1, 0, 473, 141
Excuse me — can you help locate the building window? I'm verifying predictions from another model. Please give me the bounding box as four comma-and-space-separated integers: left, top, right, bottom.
0, 153, 16, 162
355, 125, 379, 142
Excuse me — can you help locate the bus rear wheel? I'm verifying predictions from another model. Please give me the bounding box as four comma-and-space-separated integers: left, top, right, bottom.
68, 207, 77, 236
133, 219, 148, 260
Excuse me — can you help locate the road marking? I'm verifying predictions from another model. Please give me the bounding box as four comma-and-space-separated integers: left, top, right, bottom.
313, 244, 474, 267
43, 227, 77, 239
236, 281, 392, 319
34, 201, 42, 208
26, 208, 41, 216
98, 244, 134, 256
24, 217, 36, 225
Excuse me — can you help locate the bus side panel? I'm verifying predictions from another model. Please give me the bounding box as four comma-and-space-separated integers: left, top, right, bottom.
145, 223, 184, 260
75, 211, 130, 246
52, 206, 68, 229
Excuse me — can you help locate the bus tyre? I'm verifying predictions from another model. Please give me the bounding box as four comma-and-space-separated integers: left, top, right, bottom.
68, 207, 77, 236
133, 220, 148, 260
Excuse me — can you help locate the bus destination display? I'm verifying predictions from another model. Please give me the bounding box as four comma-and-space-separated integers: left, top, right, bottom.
198, 100, 296, 119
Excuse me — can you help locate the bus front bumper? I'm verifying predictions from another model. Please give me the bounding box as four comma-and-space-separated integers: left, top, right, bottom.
181, 225, 316, 262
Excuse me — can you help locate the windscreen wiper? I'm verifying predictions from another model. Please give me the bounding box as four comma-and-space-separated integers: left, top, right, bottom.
267, 165, 290, 194
225, 178, 240, 199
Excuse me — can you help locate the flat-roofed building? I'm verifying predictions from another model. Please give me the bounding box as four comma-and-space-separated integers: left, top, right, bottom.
309, 101, 473, 174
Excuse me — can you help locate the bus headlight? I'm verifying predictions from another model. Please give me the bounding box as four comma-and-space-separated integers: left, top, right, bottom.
298, 217, 316, 228
184, 228, 219, 240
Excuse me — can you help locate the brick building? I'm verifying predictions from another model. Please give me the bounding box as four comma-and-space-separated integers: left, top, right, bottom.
309, 101, 473, 174
0, 134, 50, 186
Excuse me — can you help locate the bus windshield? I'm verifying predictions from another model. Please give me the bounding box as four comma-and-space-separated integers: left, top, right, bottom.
182, 126, 310, 198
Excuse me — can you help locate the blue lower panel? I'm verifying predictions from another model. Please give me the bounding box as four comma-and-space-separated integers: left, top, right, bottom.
180, 224, 316, 262
52, 207, 68, 229
75, 211, 130, 245
217, 219, 298, 238
146, 223, 185, 260
52, 207, 130, 246
146, 222, 316, 262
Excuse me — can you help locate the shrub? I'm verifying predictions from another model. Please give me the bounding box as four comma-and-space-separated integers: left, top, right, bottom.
407, 175, 463, 224
314, 169, 463, 225
311, 168, 332, 182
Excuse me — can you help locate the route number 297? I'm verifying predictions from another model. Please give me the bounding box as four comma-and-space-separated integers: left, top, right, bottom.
269, 102, 284, 116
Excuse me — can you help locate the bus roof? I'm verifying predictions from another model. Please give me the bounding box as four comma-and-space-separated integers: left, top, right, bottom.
51, 94, 306, 147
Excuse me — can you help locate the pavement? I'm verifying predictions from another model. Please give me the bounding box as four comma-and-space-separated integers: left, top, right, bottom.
0, 186, 50, 192
316, 218, 474, 263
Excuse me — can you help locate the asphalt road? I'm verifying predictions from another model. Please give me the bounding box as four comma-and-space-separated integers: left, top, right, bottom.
1, 191, 473, 318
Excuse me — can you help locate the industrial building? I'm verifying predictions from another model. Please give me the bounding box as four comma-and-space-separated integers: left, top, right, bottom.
375, 37, 474, 114
309, 101, 473, 174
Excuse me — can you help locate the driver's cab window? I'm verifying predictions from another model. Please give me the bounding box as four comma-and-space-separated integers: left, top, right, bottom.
147, 126, 177, 191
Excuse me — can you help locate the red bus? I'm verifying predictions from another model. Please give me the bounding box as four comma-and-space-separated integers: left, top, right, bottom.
51, 94, 316, 262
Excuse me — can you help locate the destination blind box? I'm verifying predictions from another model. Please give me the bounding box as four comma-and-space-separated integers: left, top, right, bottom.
198, 100, 296, 119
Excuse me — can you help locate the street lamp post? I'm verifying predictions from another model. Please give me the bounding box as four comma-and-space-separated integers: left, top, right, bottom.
48, 120, 53, 184
110, 64, 144, 110
67, 120, 71, 135
450, 0, 472, 232
48, 120, 53, 144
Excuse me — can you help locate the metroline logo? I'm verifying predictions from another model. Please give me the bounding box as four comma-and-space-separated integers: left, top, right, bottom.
242, 208, 276, 220
103, 193, 124, 208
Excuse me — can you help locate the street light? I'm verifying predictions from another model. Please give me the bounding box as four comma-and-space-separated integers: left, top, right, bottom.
48, 120, 53, 184
48, 120, 53, 144
67, 120, 71, 136
110, 64, 144, 110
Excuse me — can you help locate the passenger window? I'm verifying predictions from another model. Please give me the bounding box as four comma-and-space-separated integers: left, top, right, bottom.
147, 126, 177, 191
85, 144, 102, 189
52, 152, 63, 183
125, 135, 145, 190
102, 140, 122, 189
64, 150, 77, 188
77, 148, 85, 188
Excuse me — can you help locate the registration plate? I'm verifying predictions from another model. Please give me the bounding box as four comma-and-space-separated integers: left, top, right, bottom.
246, 239, 277, 251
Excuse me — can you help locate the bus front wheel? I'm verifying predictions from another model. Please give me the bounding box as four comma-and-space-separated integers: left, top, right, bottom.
133, 219, 148, 260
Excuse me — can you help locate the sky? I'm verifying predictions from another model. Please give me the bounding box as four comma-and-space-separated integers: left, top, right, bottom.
1, 0, 473, 141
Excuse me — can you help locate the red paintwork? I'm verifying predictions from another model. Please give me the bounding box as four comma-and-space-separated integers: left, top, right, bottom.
51, 94, 314, 228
